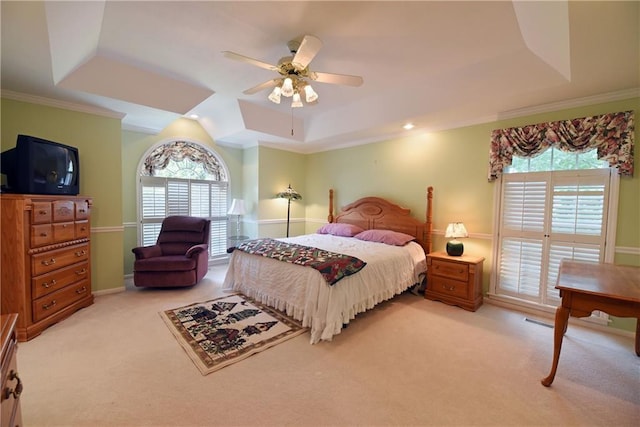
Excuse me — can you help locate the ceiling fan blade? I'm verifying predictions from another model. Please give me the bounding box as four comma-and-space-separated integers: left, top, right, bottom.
242, 78, 281, 95
222, 51, 278, 71
291, 35, 323, 70
308, 71, 364, 87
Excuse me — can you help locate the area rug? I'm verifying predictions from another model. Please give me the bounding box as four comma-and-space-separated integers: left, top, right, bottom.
159, 293, 307, 375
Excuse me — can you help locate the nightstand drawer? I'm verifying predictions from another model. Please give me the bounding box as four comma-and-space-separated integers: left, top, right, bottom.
431, 259, 468, 281
430, 276, 468, 298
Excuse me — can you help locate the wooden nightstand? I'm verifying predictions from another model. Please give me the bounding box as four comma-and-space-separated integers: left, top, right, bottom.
425, 251, 485, 311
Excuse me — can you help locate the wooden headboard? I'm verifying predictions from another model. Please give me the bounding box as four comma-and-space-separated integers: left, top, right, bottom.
327, 187, 433, 254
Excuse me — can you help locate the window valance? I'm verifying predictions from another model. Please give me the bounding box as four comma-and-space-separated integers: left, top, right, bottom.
488, 110, 634, 181
143, 141, 227, 181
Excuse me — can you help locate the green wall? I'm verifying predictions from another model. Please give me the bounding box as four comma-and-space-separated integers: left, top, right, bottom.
1, 98, 124, 293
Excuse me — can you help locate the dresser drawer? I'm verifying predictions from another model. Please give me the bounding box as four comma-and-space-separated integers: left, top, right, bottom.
431, 259, 469, 281
1, 323, 20, 427
75, 201, 90, 220
32, 281, 91, 322
75, 220, 90, 239
32, 244, 89, 276
31, 202, 52, 224
31, 224, 53, 247
429, 276, 468, 299
32, 261, 89, 299
53, 222, 75, 242
52, 200, 75, 222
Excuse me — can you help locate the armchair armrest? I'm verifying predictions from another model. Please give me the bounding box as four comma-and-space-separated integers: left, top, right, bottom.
132, 244, 162, 260
185, 244, 208, 258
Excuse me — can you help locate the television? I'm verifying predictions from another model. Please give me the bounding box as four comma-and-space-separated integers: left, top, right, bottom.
0, 134, 80, 195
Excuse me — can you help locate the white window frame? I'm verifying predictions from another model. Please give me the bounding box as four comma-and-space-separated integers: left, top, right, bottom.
489, 168, 619, 323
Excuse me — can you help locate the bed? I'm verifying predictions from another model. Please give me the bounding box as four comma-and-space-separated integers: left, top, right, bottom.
222, 187, 433, 343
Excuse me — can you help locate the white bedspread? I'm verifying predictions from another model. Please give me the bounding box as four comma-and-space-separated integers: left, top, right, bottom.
222, 234, 426, 343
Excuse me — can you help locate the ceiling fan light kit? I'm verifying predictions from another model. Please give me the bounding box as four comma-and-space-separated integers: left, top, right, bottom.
224, 34, 363, 109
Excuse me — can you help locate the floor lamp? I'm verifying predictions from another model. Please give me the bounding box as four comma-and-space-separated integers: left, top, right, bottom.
276, 184, 302, 237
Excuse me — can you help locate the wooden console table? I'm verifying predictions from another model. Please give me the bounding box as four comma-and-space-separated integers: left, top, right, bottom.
541, 260, 640, 387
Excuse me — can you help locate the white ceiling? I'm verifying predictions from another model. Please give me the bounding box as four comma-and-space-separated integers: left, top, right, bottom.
2, 1, 638, 153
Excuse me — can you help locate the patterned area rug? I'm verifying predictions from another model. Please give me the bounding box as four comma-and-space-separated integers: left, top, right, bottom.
160, 293, 307, 375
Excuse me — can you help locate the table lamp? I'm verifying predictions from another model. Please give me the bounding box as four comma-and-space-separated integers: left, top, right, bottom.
445, 222, 468, 256
227, 199, 246, 237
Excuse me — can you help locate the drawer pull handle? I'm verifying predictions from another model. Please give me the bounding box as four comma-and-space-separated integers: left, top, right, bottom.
43, 300, 57, 310
42, 258, 56, 266
3, 370, 23, 400
40, 232, 48, 237
443, 285, 455, 291
76, 268, 87, 275
42, 279, 57, 288
79, 208, 86, 213
75, 250, 87, 257
76, 287, 87, 294
39, 210, 48, 215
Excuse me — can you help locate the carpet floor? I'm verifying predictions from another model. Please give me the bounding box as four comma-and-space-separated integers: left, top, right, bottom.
16, 264, 640, 426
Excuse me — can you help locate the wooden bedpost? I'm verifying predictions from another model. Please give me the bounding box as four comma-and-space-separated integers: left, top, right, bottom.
426, 186, 433, 254
328, 189, 334, 223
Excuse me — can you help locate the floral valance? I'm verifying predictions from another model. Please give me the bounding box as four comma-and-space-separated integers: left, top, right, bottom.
143, 141, 227, 181
488, 110, 634, 181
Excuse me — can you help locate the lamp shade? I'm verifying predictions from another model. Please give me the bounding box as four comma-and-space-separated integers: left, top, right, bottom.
276, 184, 302, 201
445, 222, 468, 238
445, 222, 468, 256
227, 199, 246, 216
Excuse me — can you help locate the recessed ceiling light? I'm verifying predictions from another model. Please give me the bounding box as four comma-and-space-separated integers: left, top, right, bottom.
403, 123, 414, 130
189, 114, 199, 119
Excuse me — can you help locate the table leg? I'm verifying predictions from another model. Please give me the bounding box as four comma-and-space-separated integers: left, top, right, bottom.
541, 305, 570, 387
636, 317, 640, 356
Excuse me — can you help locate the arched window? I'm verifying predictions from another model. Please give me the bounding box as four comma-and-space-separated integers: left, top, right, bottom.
138, 140, 229, 259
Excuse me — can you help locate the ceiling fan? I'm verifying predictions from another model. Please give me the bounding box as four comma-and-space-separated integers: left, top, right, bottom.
223, 35, 363, 107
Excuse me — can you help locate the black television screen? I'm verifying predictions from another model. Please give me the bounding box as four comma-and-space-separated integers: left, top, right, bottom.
0, 134, 80, 195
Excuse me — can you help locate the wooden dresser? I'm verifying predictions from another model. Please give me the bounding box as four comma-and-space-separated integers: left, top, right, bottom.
425, 251, 484, 311
1, 314, 22, 427
1, 194, 94, 341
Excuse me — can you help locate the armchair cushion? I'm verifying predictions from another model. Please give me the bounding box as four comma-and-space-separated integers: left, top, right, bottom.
134, 255, 197, 272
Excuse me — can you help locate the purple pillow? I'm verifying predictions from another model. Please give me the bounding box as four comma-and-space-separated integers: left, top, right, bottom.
354, 229, 415, 246
317, 223, 365, 237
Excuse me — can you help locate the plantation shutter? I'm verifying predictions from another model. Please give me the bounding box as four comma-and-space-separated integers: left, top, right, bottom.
209, 183, 228, 256
545, 170, 609, 304
141, 177, 166, 246
497, 174, 548, 301
496, 169, 611, 306
139, 176, 229, 259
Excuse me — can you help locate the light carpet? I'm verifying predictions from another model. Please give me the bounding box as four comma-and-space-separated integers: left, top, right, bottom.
160, 292, 307, 375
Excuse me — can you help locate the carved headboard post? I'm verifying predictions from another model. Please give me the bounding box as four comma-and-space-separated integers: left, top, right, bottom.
328, 188, 334, 223
426, 186, 433, 254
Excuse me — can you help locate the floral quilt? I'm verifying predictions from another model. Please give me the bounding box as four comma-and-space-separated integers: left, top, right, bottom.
233, 238, 366, 286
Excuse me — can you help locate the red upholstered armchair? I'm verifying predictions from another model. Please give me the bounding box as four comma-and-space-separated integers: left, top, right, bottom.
132, 216, 211, 288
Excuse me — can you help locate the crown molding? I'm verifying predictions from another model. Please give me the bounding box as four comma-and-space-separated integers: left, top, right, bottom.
122, 122, 161, 135
1, 90, 125, 119
497, 88, 640, 120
